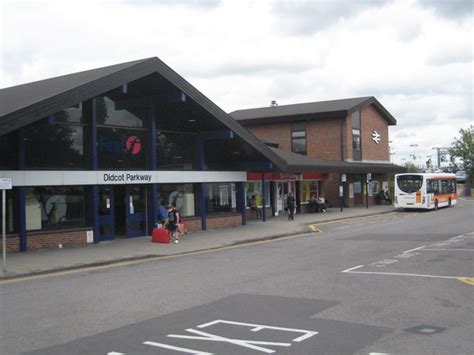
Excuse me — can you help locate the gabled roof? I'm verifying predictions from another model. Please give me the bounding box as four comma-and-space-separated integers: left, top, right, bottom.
269, 147, 406, 174
0, 57, 287, 171
230, 96, 397, 125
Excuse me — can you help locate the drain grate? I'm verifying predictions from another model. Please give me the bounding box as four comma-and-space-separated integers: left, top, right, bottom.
404, 325, 446, 335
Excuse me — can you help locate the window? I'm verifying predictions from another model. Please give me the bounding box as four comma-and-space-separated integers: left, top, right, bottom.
157, 131, 196, 170
246, 181, 271, 208
0, 132, 18, 169
300, 181, 319, 203
397, 175, 423, 193
24, 116, 87, 169
0, 190, 16, 233
25, 186, 85, 231
291, 122, 306, 154
97, 127, 147, 169
206, 183, 238, 214
352, 111, 361, 161
95, 94, 147, 128
158, 184, 196, 217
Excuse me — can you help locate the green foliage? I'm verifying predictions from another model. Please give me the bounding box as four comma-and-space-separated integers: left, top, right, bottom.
403, 162, 419, 173
449, 125, 473, 184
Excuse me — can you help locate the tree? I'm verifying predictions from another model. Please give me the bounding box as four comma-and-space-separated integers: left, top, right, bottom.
449, 125, 473, 184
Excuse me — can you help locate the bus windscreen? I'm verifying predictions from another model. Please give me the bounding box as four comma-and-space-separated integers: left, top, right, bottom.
397, 175, 423, 193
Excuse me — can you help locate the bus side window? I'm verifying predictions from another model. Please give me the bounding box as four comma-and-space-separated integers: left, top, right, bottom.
427, 179, 439, 195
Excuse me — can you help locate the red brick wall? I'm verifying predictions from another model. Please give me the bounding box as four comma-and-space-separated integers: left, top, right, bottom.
247, 123, 292, 151
206, 214, 242, 229
360, 105, 390, 161
27, 229, 88, 250
0, 235, 20, 253
306, 118, 344, 160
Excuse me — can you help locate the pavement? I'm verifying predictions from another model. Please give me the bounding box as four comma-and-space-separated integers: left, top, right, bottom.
1, 205, 399, 280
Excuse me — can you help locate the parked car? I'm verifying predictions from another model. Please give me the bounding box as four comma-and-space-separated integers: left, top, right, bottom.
455, 170, 468, 183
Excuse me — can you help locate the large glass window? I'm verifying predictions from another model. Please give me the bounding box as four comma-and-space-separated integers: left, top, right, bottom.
352, 111, 361, 161
157, 131, 196, 170
158, 184, 196, 217
25, 186, 85, 231
397, 175, 423, 193
206, 183, 238, 214
0, 190, 16, 233
300, 181, 319, 203
246, 181, 271, 208
96, 94, 147, 128
0, 132, 18, 169
291, 122, 307, 155
97, 127, 147, 169
24, 117, 87, 169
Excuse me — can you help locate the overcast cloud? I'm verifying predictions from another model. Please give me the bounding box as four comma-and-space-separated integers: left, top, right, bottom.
1, 0, 472, 167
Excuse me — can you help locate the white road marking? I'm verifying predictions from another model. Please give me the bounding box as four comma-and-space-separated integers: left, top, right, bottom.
143, 341, 213, 354
343, 270, 461, 279
108, 352, 125, 355
342, 265, 365, 273
168, 328, 290, 353
421, 248, 474, 251
196, 319, 318, 343
402, 246, 426, 254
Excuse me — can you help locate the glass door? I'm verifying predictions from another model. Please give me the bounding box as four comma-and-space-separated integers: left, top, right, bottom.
126, 185, 147, 238
98, 187, 115, 240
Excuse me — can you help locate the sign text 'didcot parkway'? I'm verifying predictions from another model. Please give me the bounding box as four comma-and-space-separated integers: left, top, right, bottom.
103, 173, 152, 183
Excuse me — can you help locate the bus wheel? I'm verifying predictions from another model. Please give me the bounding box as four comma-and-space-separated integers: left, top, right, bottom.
434, 200, 439, 210
448, 198, 451, 207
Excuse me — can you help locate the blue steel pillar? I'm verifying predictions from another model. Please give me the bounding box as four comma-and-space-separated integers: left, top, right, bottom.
148, 104, 158, 234
197, 135, 207, 230
237, 182, 247, 225
261, 173, 266, 222
90, 98, 100, 243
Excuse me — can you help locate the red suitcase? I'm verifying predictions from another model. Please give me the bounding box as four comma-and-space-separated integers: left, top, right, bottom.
151, 227, 170, 243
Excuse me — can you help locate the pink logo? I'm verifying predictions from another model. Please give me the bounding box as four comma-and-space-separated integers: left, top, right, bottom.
125, 136, 142, 155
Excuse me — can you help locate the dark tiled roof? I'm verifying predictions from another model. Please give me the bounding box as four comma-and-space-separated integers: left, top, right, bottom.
269, 147, 406, 174
230, 96, 397, 125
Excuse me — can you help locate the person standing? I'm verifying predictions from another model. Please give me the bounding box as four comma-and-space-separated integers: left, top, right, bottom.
167, 203, 180, 244
249, 194, 261, 219
287, 192, 295, 221
158, 200, 168, 225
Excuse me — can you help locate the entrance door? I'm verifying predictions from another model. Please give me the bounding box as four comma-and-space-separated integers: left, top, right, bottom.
125, 185, 147, 238
98, 187, 115, 240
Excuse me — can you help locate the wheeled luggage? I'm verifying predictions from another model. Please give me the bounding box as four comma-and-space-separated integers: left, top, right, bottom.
151, 227, 170, 243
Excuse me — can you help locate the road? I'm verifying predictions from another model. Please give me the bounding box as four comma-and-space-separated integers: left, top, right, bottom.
1, 200, 473, 355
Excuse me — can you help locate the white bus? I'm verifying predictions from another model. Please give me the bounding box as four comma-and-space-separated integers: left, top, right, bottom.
394, 173, 457, 210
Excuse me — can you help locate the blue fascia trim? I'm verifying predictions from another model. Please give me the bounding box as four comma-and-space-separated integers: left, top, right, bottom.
238, 161, 273, 171
18, 187, 27, 252
148, 184, 158, 234
122, 83, 128, 94
91, 185, 100, 243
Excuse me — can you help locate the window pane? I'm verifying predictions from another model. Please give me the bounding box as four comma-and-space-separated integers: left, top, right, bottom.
25, 186, 85, 231
158, 184, 196, 217
352, 134, 361, 151
206, 183, 237, 214
0, 190, 16, 233
96, 95, 147, 128
0, 132, 18, 169
97, 127, 147, 169
292, 138, 306, 153
291, 130, 306, 138
53, 103, 83, 123
24, 119, 86, 169
157, 131, 196, 170
352, 110, 360, 129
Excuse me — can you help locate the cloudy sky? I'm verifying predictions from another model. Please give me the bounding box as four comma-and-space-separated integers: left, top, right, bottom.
1, 0, 472, 167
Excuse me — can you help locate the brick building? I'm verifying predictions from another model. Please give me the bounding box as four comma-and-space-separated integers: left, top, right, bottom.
230, 97, 405, 215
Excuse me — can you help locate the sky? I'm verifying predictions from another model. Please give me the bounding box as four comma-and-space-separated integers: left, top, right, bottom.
1, 0, 472, 167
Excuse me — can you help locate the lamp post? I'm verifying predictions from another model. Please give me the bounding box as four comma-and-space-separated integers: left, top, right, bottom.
410, 144, 418, 167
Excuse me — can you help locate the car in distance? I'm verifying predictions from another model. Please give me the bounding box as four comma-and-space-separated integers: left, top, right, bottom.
455, 170, 468, 183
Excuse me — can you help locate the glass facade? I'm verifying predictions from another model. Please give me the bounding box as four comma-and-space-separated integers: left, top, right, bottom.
158, 184, 196, 217
352, 110, 361, 161
96, 94, 147, 128
156, 131, 196, 170
97, 127, 147, 169
206, 182, 238, 214
246, 181, 271, 208
25, 186, 85, 231
0, 131, 18, 169
24, 117, 87, 169
0, 190, 16, 233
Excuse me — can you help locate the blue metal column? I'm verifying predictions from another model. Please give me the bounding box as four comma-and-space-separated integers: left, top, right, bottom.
148, 104, 158, 234
17, 128, 27, 251
196, 135, 207, 230
90, 98, 100, 243
261, 173, 266, 222
237, 182, 247, 225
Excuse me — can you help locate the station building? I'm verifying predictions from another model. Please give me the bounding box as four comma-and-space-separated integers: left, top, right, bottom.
230, 97, 405, 215
0, 57, 291, 252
